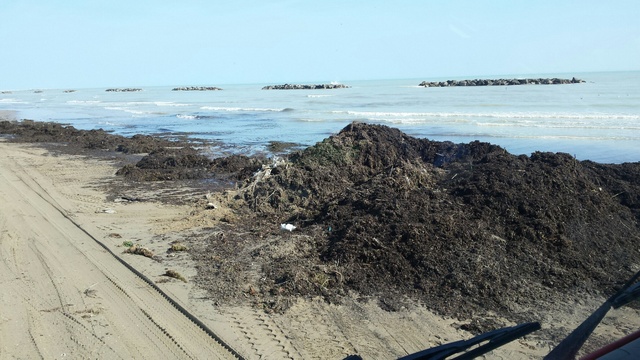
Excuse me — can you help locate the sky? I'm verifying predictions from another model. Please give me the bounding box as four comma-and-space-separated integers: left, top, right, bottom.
1, 0, 639, 89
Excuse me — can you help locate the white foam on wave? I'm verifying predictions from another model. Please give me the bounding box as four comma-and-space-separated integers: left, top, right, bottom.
121, 102, 150, 106
104, 106, 144, 115
106, 101, 188, 107
293, 118, 333, 122
104, 106, 167, 116
338, 110, 640, 121
154, 101, 190, 107
307, 94, 333, 98
492, 134, 640, 141
200, 106, 285, 112
342, 110, 640, 120
476, 122, 640, 130
67, 100, 102, 104
176, 114, 197, 120
0, 98, 28, 104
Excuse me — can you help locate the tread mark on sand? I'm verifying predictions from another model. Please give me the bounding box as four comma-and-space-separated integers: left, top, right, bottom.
229, 308, 298, 359
140, 308, 194, 360
27, 326, 45, 360
288, 302, 353, 359
5, 152, 244, 359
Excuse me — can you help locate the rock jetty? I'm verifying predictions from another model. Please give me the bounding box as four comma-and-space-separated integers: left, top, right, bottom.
419, 77, 585, 87
262, 83, 350, 90
172, 86, 223, 91
105, 88, 143, 92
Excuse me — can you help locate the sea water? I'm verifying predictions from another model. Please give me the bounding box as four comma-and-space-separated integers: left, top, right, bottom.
1, 71, 639, 163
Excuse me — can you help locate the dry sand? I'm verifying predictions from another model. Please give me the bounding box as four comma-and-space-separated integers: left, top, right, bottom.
0, 140, 637, 359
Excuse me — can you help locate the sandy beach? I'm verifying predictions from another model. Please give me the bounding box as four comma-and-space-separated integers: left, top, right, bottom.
1, 134, 639, 359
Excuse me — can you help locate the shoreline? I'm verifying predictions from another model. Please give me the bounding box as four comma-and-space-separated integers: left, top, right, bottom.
0, 110, 17, 120
1, 120, 639, 358
3, 72, 639, 164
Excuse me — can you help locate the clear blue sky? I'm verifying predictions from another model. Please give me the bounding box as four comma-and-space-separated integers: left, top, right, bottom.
1, 0, 638, 89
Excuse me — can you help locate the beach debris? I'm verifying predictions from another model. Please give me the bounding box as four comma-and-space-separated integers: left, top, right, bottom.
108, 233, 122, 239
247, 286, 259, 296
114, 195, 142, 203
124, 244, 154, 258
280, 223, 296, 232
83, 283, 99, 298
122, 240, 134, 248
101, 208, 116, 214
205, 202, 217, 209
163, 269, 187, 283
169, 241, 188, 252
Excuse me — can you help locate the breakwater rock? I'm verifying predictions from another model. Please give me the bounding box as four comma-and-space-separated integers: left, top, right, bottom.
262, 83, 350, 90
172, 86, 223, 91
105, 88, 143, 92
419, 77, 585, 87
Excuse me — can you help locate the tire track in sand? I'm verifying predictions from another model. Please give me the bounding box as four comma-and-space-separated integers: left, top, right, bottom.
227, 306, 301, 359
0, 143, 242, 359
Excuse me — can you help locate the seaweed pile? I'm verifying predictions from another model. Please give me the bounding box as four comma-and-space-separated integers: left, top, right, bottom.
229, 122, 640, 319
3, 119, 639, 323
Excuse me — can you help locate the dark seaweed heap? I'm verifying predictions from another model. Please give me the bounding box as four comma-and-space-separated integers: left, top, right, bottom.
236, 122, 640, 319
3, 119, 639, 325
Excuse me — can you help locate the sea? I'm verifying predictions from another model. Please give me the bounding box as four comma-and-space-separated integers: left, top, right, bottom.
1, 71, 639, 164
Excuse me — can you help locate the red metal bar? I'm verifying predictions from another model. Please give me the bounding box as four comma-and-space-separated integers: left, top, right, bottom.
580, 329, 640, 360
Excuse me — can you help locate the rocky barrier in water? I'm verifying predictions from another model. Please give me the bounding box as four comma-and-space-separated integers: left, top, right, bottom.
262, 83, 350, 90
105, 88, 143, 92
172, 86, 223, 91
419, 77, 585, 87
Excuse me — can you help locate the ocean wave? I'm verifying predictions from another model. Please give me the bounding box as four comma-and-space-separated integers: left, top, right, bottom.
0, 98, 28, 104
154, 101, 191, 107
307, 94, 334, 98
104, 106, 147, 115
176, 114, 219, 120
337, 110, 640, 121
380, 117, 640, 130
104, 101, 189, 107
488, 134, 640, 141
120, 102, 152, 106
428, 132, 640, 141
67, 100, 102, 104
475, 122, 640, 130
104, 106, 167, 116
200, 106, 288, 112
